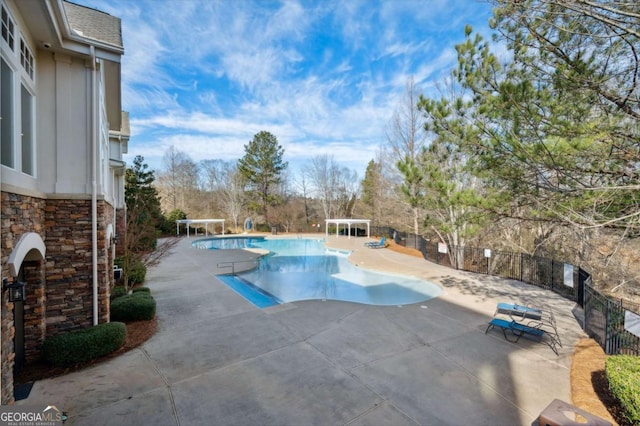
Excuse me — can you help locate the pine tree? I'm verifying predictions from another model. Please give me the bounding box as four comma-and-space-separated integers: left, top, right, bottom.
452, 0, 640, 232
125, 155, 163, 252
238, 131, 288, 225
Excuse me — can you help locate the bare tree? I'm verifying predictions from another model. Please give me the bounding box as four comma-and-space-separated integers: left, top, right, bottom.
157, 146, 200, 214
386, 77, 429, 234
201, 159, 233, 215
270, 169, 297, 232
386, 77, 428, 164
219, 164, 245, 232
334, 166, 359, 218
307, 155, 359, 219
294, 169, 312, 226
308, 155, 335, 219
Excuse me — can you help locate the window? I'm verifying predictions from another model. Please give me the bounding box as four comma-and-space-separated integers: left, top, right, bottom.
21, 84, 33, 175
1, 3, 35, 176
19, 38, 32, 79
1, 57, 14, 168
1, 4, 14, 51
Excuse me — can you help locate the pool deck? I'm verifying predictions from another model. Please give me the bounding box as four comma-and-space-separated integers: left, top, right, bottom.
19, 234, 586, 425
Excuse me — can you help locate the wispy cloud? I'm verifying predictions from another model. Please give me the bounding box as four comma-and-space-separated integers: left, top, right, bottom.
74, 0, 495, 175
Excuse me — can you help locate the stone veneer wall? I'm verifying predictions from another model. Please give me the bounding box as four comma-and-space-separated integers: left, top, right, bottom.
44, 198, 113, 335
21, 259, 45, 363
1, 191, 47, 405
1, 192, 115, 405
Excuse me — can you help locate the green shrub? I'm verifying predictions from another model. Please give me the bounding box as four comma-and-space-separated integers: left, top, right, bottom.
116, 255, 147, 285
111, 292, 156, 322
111, 286, 127, 300
131, 286, 151, 294
128, 259, 147, 285
606, 355, 640, 424
43, 322, 126, 367
160, 209, 187, 235
255, 223, 272, 233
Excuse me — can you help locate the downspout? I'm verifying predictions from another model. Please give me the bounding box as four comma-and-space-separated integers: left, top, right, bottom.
113, 171, 117, 262
90, 45, 98, 326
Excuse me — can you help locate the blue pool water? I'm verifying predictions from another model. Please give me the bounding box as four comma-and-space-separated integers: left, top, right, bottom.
194, 237, 441, 307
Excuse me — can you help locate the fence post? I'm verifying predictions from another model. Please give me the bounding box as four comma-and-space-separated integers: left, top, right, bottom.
520, 254, 523, 282
584, 286, 589, 338
605, 299, 611, 355
486, 254, 490, 275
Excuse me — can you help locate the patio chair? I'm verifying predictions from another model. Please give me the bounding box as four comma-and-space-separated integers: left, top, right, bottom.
494, 302, 559, 336
485, 318, 544, 342
485, 317, 558, 355
495, 302, 543, 321
365, 237, 385, 248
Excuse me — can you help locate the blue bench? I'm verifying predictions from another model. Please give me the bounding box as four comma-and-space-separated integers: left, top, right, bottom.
485, 317, 544, 343
365, 237, 386, 248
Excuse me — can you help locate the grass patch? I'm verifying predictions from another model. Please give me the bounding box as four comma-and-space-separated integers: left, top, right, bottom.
606, 355, 640, 425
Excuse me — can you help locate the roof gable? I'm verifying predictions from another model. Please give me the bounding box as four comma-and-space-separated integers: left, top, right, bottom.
63, 1, 122, 48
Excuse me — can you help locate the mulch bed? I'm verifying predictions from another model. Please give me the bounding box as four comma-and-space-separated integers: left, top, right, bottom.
15, 318, 157, 385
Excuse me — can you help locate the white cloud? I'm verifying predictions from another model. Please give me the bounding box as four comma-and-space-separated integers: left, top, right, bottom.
75, 0, 495, 178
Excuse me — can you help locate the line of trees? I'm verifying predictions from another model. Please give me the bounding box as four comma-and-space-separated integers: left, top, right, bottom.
152, 132, 365, 234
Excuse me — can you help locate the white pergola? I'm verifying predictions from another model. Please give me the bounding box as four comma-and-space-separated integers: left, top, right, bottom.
176, 219, 225, 237
325, 219, 370, 239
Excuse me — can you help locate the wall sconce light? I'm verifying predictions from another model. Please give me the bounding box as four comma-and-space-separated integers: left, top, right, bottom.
112, 234, 119, 244
3, 279, 26, 302
113, 266, 123, 281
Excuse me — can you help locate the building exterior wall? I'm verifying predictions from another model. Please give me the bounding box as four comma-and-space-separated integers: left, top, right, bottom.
36, 52, 91, 195
1, 191, 116, 404
0, 190, 47, 404
44, 197, 113, 334
0, 295, 16, 404
1, 0, 126, 404
21, 258, 45, 364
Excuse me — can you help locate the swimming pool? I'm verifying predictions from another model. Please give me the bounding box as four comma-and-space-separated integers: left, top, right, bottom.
194, 237, 441, 307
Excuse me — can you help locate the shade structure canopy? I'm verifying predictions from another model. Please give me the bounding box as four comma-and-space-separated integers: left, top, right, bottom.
325, 219, 370, 239
176, 219, 225, 237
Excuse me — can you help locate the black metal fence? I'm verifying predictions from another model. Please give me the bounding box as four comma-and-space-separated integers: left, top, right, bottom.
373, 226, 640, 355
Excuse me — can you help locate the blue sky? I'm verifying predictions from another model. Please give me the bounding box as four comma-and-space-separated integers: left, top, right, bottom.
74, 0, 495, 178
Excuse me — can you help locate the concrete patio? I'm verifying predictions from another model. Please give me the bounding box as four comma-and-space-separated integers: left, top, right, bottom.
19, 234, 586, 425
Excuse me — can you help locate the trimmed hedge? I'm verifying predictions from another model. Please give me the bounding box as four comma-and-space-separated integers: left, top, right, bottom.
43, 322, 126, 367
111, 292, 156, 322
111, 286, 127, 300
132, 286, 151, 294
606, 355, 640, 424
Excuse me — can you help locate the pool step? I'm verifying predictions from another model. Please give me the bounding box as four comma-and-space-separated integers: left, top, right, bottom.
217, 275, 281, 308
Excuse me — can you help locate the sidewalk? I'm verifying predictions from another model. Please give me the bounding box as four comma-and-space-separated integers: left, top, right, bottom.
19, 235, 585, 425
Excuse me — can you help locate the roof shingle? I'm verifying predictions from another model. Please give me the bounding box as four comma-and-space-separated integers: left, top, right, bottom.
63, 1, 122, 48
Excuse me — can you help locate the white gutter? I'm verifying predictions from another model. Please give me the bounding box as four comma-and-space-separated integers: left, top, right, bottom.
90, 44, 98, 326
